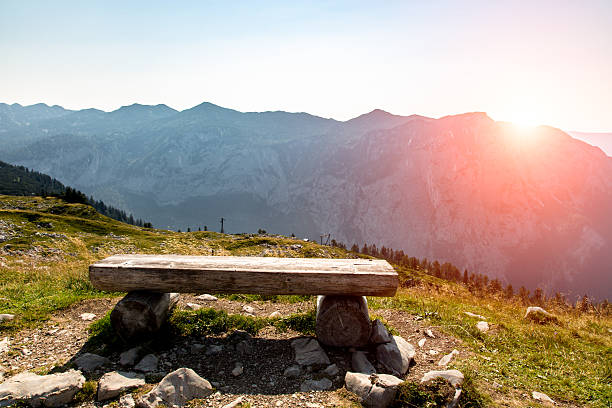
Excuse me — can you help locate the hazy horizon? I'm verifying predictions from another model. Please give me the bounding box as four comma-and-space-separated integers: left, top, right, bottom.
1, 1, 611, 132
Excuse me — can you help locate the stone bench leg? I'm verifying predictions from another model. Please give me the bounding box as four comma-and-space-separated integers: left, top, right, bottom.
315, 295, 371, 347
111, 291, 179, 341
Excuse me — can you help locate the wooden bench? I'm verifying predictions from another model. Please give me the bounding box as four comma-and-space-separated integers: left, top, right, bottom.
89, 255, 398, 346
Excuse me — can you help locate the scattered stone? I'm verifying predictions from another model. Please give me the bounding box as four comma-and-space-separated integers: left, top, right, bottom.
242, 305, 255, 314
493, 381, 502, 389
80, 313, 96, 321
120, 347, 142, 366
0, 314, 14, 323
351, 351, 376, 375
376, 336, 415, 376
345, 372, 403, 408
283, 365, 301, 378
426, 329, 435, 338
291, 337, 330, 367
323, 364, 339, 376
135, 354, 159, 373
22, 348, 31, 356
476, 321, 489, 333
429, 349, 439, 355
418, 338, 426, 348
532, 391, 555, 404
464, 311, 486, 320
222, 396, 244, 408
421, 370, 464, 387
137, 368, 213, 408
269, 311, 282, 318
235, 340, 252, 354
190, 343, 205, 353
206, 345, 224, 355
119, 394, 136, 408
300, 378, 332, 392
369, 319, 392, 344
0, 337, 8, 354
524, 307, 557, 323
97, 371, 145, 401
185, 303, 202, 311
231, 363, 243, 377
228, 330, 252, 342
74, 353, 110, 373
0, 369, 85, 407
438, 349, 459, 366
195, 294, 218, 301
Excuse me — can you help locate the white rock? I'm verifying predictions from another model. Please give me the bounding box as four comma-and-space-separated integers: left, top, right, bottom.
0, 314, 14, 323
438, 349, 459, 366
283, 365, 301, 378
80, 313, 96, 321
351, 351, 376, 375
222, 396, 244, 408
418, 338, 426, 348
532, 391, 555, 404
345, 372, 403, 408
74, 353, 109, 373
291, 337, 330, 367
231, 363, 243, 377
138, 368, 213, 408
119, 394, 136, 408
425, 329, 435, 338
524, 307, 556, 322
376, 335, 415, 376
0, 337, 8, 354
185, 303, 202, 311
421, 369, 464, 388
323, 364, 339, 376
120, 347, 142, 366
464, 311, 486, 320
135, 354, 158, 373
476, 321, 489, 333
242, 305, 255, 314
300, 378, 332, 392
195, 294, 218, 301
0, 369, 85, 407
269, 311, 282, 318
429, 349, 439, 355
97, 371, 145, 401
369, 319, 392, 344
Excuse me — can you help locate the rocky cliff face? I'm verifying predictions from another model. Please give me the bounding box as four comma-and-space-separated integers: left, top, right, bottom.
1, 102, 610, 299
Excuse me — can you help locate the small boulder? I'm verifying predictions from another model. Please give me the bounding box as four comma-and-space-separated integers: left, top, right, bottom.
476, 321, 489, 333
283, 365, 301, 378
418, 338, 426, 348
137, 368, 213, 408
524, 307, 557, 323
464, 311, 486, 320
97, 371, 145, 401
438, 350, 459, 366
425, 329, 435, 338
190, 343, 205, 353
269, 311, 282, 318
185, 303, 202, 311
376, 336, 415, 376
351, 351, 376, 375
231, 363, 243, 377
135, 354, 159, 373
291, 337, 330, 367
74, 353, 109, 373
0, 369, 85, 407
0, 314, 14, 323
300, 378, 332, 392
120, 347, 142, 367
195, 294, 218, 301
80, 313, 96, 321
369, 319, 392, 344
532, 391, 555, 404
344, 372, 403, 408
323, 364, 339, 377
242, 305, 255, 314
119, 394, 136, 408
421, 369, 464, 388
235, 340, 252, 354
206, 345, 223, 355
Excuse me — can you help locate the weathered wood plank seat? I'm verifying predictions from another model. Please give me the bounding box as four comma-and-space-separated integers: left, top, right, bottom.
90, 255, 398, 296
89, 255, 398, 346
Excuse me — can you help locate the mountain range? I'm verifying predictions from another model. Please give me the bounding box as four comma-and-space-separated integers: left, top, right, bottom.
1, 101, 611, 299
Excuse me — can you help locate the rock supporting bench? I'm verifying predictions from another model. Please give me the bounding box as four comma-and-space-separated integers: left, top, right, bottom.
89, 255, 398, 344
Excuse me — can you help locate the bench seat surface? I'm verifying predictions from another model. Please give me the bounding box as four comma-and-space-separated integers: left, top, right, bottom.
89, 255, 398, 296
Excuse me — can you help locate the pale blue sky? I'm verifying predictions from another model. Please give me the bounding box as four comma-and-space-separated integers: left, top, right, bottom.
1, 1, 611, 131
